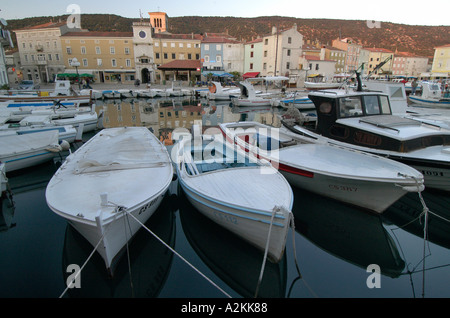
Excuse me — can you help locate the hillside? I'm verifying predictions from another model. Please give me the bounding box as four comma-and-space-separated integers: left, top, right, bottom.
5, 14, 449, 57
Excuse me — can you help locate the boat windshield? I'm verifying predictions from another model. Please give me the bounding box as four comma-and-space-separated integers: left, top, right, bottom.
338, 95, 391, 118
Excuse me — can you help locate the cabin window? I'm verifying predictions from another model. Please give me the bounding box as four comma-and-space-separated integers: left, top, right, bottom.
363, 95, 380, 115
329, 125, 349, 139
338, 97, 362, 117
379, 96, 391, 114
319, 102, 332, 114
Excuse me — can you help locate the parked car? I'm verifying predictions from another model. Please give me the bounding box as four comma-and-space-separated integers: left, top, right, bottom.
18, 80, 40, 90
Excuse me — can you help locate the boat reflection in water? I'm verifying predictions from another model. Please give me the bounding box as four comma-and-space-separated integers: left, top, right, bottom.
61, 196, 176, 298
384, 190, 450, 250
179, 193, 287, 298
291, 188, 406, 278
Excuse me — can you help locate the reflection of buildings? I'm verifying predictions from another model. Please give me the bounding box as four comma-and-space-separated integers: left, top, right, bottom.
158, 104, 202, 131
102, 101, 141, 128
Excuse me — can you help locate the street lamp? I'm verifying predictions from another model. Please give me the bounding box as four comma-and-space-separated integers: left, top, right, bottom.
71, 57, 81, 90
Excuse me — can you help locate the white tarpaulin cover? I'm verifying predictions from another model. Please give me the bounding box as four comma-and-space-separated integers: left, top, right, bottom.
0, 130, 60, 156
74, 127, 171, 174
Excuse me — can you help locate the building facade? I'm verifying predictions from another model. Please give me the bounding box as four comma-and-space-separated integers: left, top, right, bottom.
261, 25, 303, 78
243, 38, 263, 76
431, 44, 450, 77
60, 31, 135, 84
332, 38, 362, 73
366, 47, 394, 77
132, 21, 155, 84
14, 21, 82, 84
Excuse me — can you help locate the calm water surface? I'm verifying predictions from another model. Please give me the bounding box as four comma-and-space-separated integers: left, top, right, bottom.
1, 96, 449, 299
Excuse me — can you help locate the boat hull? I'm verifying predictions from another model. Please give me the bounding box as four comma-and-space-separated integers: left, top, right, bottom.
408, 96, 450, 108
64, 193, 166, 275
180, 180, 290, 263
281, 168, 417, 213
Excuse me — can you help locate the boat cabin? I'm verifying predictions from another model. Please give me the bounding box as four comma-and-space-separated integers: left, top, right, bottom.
307, 88, 450, 153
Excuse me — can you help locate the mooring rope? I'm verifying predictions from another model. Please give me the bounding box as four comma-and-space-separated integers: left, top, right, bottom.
125, 209, 232, 298
59, 222, 111, 298
254, 207, 276, 298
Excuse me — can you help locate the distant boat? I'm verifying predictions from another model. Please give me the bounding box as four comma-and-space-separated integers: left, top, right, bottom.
408, 81, 450, 108
80, 89, 103, 100
304, 81, 340, 90
175, 130, 293, 263
102, 90, 121, 99
220, 121, 424, 213
0, 130, 63, 172
208, 81, 240, 100
275, 92, 315, 110
46, 127, 173, 275
118, 89, 138, 99
232, 81, 274, 107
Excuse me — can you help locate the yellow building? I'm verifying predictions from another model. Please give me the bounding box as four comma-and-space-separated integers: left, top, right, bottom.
366, 48, 394, 77
60, 31, 135, 84
431, 44, 450, 77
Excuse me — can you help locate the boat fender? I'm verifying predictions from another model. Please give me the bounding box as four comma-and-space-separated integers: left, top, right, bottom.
59, 140, 70, 151
46, 144, 63, 153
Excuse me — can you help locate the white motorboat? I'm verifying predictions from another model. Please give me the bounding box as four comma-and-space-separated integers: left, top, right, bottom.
207, 81, 240, 100
275, 92, 315, 110
0, 130, 63, 172
408, 81, 450, 108
0, 115, 77, 143
102, 90, 121, 99
154, 89, 171, 98
118, 89, 138, 99
2, 96, 91, 108
174, 130, 293, 263
232, 81, 274, 107
283, 72, 450, 192
304, 81, 340, 90
46, 127, 173, 275
135, 89, 157, 98
220, 121, 424, 214
80, 89, 103, 100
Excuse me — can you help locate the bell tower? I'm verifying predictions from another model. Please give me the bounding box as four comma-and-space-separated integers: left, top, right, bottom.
149, 12, 169, 33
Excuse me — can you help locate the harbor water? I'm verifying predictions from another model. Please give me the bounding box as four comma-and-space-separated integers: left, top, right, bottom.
1, 96, 449, 299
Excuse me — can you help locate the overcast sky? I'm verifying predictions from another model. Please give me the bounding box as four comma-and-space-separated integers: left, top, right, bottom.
1, 0, 449, 26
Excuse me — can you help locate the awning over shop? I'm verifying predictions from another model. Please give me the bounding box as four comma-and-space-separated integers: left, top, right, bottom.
242, 72, 260, 79
158, 60, 202, 71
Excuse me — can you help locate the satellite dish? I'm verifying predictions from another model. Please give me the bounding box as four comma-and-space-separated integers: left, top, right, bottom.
0, 18, 7, 26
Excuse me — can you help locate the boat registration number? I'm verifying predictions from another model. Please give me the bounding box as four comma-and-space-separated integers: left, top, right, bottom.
138, 197, 159, 215
329, 184, 358, 192
213, 211, 238, 225
421, 170, 444, 177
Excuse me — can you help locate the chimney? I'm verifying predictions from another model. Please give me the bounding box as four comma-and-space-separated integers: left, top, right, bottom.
272, 26, 277, 35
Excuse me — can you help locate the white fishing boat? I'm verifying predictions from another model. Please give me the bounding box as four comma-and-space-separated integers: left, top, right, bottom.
46, 127, 173, 275
118, 89, 138, 99
408, 81, 450, 108
102, 90, 121, 99
220, 121, 424, 213
135, 89, 158, 98
0, 115, 77, 143
0, 130, 63, 172
304, 81, 340, 90
80, 89, 103, 100
275, 92, 315, 110
207, 81, 240, 100
232, 81, 274, 107
175, 129, 293, 263
283, 72, 450, 192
